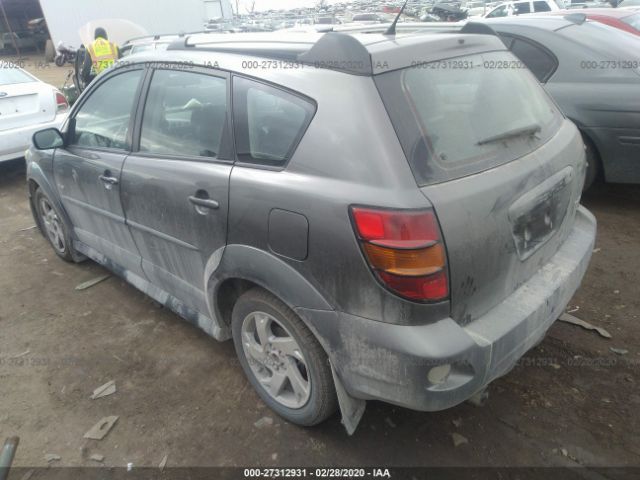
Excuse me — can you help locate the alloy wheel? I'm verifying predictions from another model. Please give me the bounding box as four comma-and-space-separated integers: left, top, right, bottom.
240, 311, 311, 409
38, 197, 66, 254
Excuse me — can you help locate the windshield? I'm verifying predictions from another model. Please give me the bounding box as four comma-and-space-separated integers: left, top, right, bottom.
622, 13, 640, 31
0, 65, 36, 85
375, 50, 562, 185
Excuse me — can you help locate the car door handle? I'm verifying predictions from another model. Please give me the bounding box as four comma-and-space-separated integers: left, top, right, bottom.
188, 196, 219, 210
99, 175, 119, 185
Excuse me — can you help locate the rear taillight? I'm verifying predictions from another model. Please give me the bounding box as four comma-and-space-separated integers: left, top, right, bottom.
350, 206, 449, 302
55, 91, 68, 112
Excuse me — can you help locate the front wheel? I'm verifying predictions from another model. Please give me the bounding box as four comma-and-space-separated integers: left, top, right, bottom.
231, 288, 337, 426
54, 54, 65, 67
34, 188, 74, 262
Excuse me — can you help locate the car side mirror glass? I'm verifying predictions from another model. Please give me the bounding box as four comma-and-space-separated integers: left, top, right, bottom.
33, 128, 65, 150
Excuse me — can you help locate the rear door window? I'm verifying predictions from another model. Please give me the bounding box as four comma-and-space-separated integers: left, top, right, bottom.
139, 69, 228, 158
533, 1, 552, 11
232, 76, 315, 167
505, 36, 558, 82
375, 50, 562, 186
513, 2, 532, 14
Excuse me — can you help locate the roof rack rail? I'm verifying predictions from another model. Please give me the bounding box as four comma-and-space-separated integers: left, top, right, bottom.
165, 23, 497, 76
166, 32, 374, 74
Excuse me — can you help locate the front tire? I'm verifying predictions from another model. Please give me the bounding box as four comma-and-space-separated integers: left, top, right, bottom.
231, 288, 337, 426
34, 188, 74, 262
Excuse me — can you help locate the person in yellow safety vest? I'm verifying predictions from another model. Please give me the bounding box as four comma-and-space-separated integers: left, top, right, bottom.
81, 28, 119, 86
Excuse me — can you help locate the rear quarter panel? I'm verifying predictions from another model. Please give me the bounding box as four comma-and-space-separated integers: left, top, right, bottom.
226, 71, 450, 325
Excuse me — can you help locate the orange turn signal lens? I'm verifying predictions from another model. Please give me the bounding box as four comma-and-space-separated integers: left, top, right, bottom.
363, 243, 445, 276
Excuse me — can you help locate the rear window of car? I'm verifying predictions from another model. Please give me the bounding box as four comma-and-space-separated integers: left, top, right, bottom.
0, 65, 36, 85
558, 21, 640, 60
621, 13, 640, 30
375, 50, 562, 186
233, 76, 315, 167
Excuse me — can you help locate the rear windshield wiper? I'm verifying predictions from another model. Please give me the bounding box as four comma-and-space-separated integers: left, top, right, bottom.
476, 123, 542, 146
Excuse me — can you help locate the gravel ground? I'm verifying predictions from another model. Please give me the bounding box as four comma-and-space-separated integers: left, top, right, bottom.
1, 158, 639, 470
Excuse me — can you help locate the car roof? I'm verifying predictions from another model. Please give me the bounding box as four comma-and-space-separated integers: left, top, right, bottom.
145, 29, 506, 76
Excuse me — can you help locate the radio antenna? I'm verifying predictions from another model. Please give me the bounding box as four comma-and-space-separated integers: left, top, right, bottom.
384, 0, 409, 36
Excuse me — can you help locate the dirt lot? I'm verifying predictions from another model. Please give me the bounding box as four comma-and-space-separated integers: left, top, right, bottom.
1, 157, 639, 471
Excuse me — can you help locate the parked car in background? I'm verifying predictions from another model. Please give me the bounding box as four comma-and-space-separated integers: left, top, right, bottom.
483, 15, 640, 187
484, 0, 560, 16
564, 0, 612, 8
351, 12, 388, 22
0, 32, 38, 53
466, 0, 492, 16
0, 63, 68, 162
619, 0, 640, 7
119, 34, 183, 57
551, 8, 640, 34
26, 30, 595, 432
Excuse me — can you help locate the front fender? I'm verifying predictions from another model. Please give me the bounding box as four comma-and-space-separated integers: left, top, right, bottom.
26, 150, 84, 262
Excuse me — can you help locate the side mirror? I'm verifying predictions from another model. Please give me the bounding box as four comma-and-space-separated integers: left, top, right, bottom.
33, 128, 65, 150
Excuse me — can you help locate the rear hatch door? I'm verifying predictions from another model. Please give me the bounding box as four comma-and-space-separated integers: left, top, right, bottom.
376, 49, 585, 324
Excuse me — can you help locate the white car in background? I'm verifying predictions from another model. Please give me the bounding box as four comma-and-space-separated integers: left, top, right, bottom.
0, 62, 68, 162
484, 0, 560, 17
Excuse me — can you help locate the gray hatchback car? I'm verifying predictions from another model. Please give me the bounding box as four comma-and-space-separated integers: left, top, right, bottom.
27, 29, 596, 432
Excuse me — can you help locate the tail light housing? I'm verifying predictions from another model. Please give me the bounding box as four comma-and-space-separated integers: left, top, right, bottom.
54, 90, 69, 112
350, 206, 449, 302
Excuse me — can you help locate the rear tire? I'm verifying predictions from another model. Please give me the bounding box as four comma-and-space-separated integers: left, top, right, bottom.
582, 135, 600, 191
34, 188, 74, 262
231, 288, 337, 426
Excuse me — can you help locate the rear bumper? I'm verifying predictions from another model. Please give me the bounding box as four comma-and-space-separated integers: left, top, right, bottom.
0, 112, 67, 162
302, 206, 596, 411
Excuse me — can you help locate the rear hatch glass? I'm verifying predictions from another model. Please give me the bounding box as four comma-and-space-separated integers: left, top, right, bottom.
621, 13, 640, 30
0, 65, 36, 86
375, 50, 562, 186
